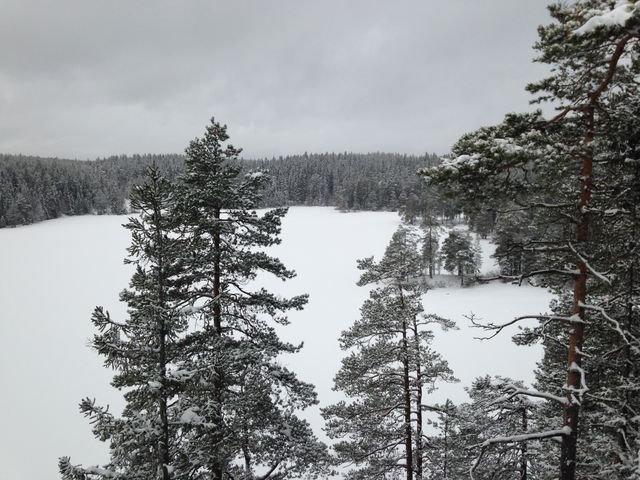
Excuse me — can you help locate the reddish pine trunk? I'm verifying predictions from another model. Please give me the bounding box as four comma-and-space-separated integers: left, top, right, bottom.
560, 105, 592, 480
442, 412, 449, 480
559, 35, 631, 480
521, 407, 528, 480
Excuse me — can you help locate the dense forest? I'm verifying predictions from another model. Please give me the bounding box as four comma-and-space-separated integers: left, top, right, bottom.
0, 154, 184, 226
0, 152, 447, 228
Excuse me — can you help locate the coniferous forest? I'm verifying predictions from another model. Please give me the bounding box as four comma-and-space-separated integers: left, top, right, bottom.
0, 152, 445, 227
1, 2, 639, 480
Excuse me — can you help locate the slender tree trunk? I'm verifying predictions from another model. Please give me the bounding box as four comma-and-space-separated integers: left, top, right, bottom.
158, 320, 170, 478
428, 228, 434, 279
158, 307, 170, 479
154, 198, 171, 480
443, 412, 449, 480
412, 315, 423, 480
399, 287, 414, 480
560, 105, 593, 480
521, 407, 527, 480
242, 442, 253, 480
212, 207, 224, 480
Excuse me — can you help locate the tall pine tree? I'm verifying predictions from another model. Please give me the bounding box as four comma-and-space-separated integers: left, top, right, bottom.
170, 118, 329, 480
420, 2, 640, 478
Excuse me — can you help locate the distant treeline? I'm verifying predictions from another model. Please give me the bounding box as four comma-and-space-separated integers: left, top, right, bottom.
0, 152, 452, 227
0, 154, 184, 227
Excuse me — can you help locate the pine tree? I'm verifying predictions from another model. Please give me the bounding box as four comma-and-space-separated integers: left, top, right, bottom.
59, 167, 187, 479
323, 227, 455, 480
419, 3, 640, 478
170, 118, 329, 480
59, 121, 330, 480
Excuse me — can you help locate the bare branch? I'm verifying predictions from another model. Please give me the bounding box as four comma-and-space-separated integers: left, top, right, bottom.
469, 314, 584, 340
469, 427, 570, 480
567, 242, 612, 284
492, 384, 568, 406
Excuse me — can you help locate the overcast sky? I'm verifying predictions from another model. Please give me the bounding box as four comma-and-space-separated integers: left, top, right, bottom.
0, 1, 553, 160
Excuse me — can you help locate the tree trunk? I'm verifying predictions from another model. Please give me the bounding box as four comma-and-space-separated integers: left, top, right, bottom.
212, 207, 224, 480
521, 407, 527, 480
399, 287, 414, 480
412, 315, 424, 480
443, 411, 449, 480
560, 105, 592, 480
428, 228, 434, 279
154, 198, 171, 480
559, 35, 631, 480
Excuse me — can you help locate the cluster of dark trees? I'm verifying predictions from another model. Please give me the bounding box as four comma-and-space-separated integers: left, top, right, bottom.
0, 154, 183, 227
0, 151, 450, 228
246, 152, 446, 212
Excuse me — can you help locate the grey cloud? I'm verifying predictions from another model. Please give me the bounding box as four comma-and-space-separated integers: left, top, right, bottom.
0, 0, 552, 159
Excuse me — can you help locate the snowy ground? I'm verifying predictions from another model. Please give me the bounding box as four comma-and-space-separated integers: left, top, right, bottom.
0, 207, 553, 480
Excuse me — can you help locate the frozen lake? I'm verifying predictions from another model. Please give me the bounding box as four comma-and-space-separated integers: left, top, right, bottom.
0, 207, 552, 480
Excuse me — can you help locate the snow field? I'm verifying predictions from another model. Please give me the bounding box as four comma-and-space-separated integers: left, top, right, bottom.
0, 215, 130, 480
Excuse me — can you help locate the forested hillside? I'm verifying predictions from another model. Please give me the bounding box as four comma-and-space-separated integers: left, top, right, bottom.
0, 152, 447, 227
0, 154, 183, 227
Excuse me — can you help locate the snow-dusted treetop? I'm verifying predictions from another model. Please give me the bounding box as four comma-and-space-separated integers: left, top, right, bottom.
437, 138, 525, 172
575, 0, 640, 35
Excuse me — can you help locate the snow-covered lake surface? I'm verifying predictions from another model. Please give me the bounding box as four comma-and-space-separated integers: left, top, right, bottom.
0, 207, 553, 480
